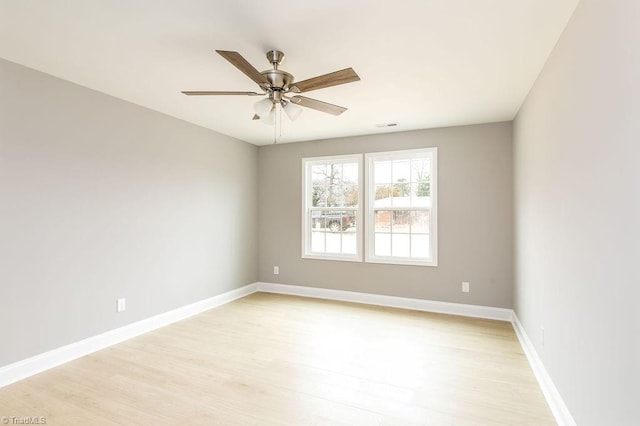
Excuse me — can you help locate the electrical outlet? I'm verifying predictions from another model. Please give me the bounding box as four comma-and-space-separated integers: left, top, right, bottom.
116, 298, 126, 313
462, 282, 470, 293
273, 266, 279, 275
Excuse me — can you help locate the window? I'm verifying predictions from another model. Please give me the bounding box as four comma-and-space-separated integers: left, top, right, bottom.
366, 148, 437, 266
302, 148, 437, 266
302, 155, 362, 261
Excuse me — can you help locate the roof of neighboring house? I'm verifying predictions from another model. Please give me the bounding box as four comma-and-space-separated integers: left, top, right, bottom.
373, 196, 431, 208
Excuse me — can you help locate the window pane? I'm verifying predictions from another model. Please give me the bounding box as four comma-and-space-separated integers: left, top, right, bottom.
410, 210, 430, 234
311, 231, 325, 252
312, 164, 328, 207
374, 233, 391, 256
311, 212, 325, 230
327, 182, 342, 206
343, 163, 358, 184
393, 181, 410, 199
411, 235, 430, 259
342, 232, 357, 254
391, 234, 410, 257
312, 185, 328, 207
343, 211, 356, 232
392, 160, 410, 183
374, 161, 391, 183
392, 211, 410, 234
411, 185, 430, 207
409, 182, 418, 196
343, 183, 358, 207
374, 210, 391, 232
410, 158, 429, 183
312, 164, 327, 179
414, 161, 431, 199
325, 232, 341, 253
416, 178, 431, 199
374, 185, 393, 208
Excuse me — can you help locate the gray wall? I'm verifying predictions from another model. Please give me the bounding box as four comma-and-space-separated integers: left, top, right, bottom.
513, 0, 639, 424
0, 59, 258, 367
258, 122, 513, 308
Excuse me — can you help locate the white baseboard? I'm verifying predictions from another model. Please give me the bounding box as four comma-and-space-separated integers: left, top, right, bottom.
511, 313, 576, 426
0, 283, 258, 388
256, 282, 513, 321
0, 279, 574, 426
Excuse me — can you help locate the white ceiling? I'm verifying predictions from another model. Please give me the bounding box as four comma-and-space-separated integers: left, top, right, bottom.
0, 1, 578, 146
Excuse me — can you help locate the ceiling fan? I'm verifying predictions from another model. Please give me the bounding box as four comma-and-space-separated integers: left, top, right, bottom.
182, 50, 360, 125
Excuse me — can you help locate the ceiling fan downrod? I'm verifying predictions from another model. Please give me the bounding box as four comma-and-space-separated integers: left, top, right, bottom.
266, 50, 285, 70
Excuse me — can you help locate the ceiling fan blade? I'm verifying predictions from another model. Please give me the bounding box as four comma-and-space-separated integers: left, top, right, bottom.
289, 95, 347, 116
216, 50, 270, 87
290, 68, 360, 93
181, 91, 263, 96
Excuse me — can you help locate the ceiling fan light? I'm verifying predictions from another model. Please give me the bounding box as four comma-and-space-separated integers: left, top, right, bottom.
283, 102, 303, 121
260, 109, 276, 125
254, 98, 273, 116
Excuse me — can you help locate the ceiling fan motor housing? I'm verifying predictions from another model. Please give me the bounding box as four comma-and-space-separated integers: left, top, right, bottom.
261, 50, 293, 95
261, 69, 294, 93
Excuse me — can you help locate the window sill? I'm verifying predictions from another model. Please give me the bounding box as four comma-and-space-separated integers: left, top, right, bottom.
365, 257, 438, 267
302, 253, 363, 263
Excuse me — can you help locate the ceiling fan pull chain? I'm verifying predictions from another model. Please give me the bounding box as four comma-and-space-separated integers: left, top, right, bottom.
279, 103, 283, 142
273, 105, 277, 144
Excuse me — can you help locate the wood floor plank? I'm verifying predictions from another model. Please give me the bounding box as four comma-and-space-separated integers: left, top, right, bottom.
0, 293, 555, 425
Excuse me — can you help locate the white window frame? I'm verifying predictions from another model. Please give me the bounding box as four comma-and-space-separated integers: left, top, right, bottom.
365, 148, 438, 266
301, 154, 363, 262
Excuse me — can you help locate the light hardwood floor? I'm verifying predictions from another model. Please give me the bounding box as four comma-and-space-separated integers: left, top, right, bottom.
0, 293, 555, 425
